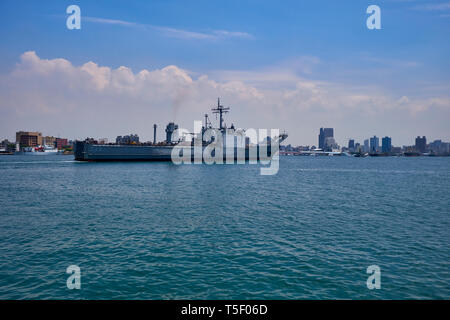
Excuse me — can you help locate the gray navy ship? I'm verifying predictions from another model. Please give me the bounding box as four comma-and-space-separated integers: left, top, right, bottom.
74, 99, 287, 162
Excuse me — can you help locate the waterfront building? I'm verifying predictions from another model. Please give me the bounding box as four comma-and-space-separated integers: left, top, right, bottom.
56, 138, 68, 150
84, 137, 98, 144
369, 136, 379, 152
16, 131, 43, 147
382, 136, 392, 153
98, 138, 108, 145
324, 137, 339, 151
391, 147, 402, 154
44, 136, 56, 146
363, 139, 369, 153
0, 139, 16, 153
415, 136, 427, 153
429, 140, 450, 154
348, 139, 355, 151
441, 143, 450, 154
404, 145, 416, 153
0, 139, 11, 148
318, 128, 334, 150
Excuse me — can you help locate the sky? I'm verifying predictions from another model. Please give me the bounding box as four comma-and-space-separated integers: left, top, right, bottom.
0, 0, 449, 147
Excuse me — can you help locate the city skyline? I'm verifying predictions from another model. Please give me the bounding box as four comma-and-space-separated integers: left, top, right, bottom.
4, 127, 446, 154
0, 0, 449, 145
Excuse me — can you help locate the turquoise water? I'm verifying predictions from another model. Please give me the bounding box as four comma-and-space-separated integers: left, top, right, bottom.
0, 155, 449, 299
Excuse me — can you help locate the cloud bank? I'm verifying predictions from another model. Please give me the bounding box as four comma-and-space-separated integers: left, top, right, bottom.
0, 51, 449, 145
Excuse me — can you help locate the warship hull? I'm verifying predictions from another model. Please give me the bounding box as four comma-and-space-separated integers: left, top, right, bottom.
74, 141, 276, 162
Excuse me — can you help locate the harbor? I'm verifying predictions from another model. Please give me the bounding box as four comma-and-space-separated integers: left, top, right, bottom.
1, 0, 449, 304
1, 153, 449, 299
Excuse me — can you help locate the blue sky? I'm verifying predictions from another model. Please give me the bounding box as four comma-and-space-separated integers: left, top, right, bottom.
0, 0, 449, 145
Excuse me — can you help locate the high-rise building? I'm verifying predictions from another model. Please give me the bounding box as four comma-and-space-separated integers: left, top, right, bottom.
16, 131, 43, 147
363, 139, 369, 153
415, 136, 427, 153
369, 136, 379, 152
428, 140, 449, 154
348, 139, 355, 150
381, 136, 392, 153
324, 137, 338, 151
318, 128, 333, 150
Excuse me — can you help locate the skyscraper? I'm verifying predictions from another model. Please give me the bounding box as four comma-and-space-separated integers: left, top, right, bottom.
369, 136, 379, 152
324, 137, 338, 151
318, 128, 334, 150
348, 139, 355, 150
415, 136, 427, 153
364, 139, 369, 153
382, 136, 392, 153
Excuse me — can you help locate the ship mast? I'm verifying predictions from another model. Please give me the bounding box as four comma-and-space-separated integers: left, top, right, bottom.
204, 114, 211, 129
211, 98, 230, 131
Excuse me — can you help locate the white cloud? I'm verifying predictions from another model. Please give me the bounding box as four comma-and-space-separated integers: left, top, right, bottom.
0, 51, 449, 145
83, 17, 138, 27
83, 16, 253, 40
412, 2, 450, 11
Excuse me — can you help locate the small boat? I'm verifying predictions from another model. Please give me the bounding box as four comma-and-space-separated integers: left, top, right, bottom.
16, 145, 59, 155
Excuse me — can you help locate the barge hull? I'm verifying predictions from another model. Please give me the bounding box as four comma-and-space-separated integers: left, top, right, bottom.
74, 141, 275, 162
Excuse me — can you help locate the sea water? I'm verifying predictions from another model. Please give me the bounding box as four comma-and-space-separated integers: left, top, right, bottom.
0, 155, 448, 299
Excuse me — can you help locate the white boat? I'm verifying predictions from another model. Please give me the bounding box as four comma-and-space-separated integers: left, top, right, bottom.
42, 145, 58, 153
17, 145, 59, 155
